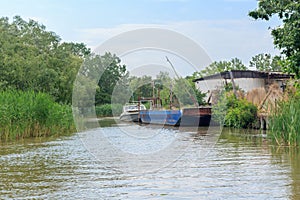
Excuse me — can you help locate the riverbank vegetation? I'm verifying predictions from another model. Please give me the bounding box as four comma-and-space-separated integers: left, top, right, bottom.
128, 71, 206, 109
268, 86, 300, 146
0, 16, 90, 104
213, 90, 257, 129
0, 90, 74, 141
0, 16, 131, 141
249, 1, 300, 146
1, 2, 300, 147
95, 104, 123, 117
0, 16, 86, 141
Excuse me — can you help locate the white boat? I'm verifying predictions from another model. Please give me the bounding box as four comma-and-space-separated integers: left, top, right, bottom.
119, 103, 146, 122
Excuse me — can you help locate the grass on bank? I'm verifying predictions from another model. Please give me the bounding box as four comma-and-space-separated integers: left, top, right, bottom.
0, 90, 75, 141
269, 97, 300, 146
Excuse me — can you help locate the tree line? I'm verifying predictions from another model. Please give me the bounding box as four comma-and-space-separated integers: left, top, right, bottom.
1, 10, 299, 107
0, 16, 221, 107
0, 16, 127, 105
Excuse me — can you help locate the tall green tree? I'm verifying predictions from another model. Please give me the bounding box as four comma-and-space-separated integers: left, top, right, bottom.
0, 16, 88, 103
185, 74, 206, 105
250, 53, 283, 72
155, 71, 172, 101
129, 75, 153, 100
200, 58, 247, 76
74, 52, 129, 108
249, 0, 300, 77
111, 72, 131, 105
0, 15, 130, 106
94, 53, 127, 105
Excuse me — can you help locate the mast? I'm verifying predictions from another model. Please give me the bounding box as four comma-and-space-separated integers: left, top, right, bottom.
166, 56, 198, 107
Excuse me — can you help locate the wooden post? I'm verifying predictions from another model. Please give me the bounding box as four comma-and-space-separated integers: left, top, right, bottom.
229, 71, 237, 98
152, 81, 155, 98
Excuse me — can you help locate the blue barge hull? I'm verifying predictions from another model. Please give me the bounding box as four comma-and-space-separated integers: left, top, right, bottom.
139, 110, 181, 126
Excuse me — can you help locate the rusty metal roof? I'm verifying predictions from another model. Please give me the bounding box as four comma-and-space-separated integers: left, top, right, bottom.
193, 70, 295, 82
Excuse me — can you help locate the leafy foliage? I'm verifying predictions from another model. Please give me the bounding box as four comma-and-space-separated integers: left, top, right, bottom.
0, 16, 89, 103
249, 0, 300, 77
184, 74, 206, 105
0, 16, 131, 140
128, 71, 206, 108
74, 52, 130, 108
200, 58, 247, 76
213, 92, 257, 128
94, 53, 128, 105
129, 75, 154, 100
250, 53, 283, 72
111, 72, 132, 105
95, 104, 123, 117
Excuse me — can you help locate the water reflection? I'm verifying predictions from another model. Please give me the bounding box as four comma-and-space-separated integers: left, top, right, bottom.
0, 121, 299, 199
269, 146, 300, 200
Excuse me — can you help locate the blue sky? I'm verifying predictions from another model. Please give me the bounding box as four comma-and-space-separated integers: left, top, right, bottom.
0, 0, 281, 75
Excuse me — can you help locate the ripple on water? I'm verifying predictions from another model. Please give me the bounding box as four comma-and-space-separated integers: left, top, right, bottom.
0, 126, 296, 199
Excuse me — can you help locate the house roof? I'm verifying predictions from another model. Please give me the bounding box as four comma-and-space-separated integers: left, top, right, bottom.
193, 70, 295, 82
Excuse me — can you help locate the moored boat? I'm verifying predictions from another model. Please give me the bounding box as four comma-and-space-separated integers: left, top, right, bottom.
180, 107, 212, 126
119, 103, 146, 122
139, 110, 182, 126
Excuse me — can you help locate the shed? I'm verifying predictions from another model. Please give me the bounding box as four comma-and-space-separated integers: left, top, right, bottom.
193, 70, 294, 103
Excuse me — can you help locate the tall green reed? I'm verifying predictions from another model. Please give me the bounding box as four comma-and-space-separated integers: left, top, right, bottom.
269, 97, 300, 146
0, 90, 75, 141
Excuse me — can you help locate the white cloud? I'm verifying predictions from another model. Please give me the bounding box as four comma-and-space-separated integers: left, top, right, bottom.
77, 19, 279, 73
171, 19, 279, 65
78, 23, 165, 49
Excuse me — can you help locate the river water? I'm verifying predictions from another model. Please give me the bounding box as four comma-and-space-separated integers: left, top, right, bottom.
1, 119, 300, 199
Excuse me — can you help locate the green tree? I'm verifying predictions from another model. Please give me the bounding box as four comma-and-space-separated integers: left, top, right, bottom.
249, 0, 300, 77
271, 55, 284, 72
185, 74, 206, 105
74, 52, 129, 109
59, 42, 91, 58
112, 72, 131, 105
230, 57, 247, 71
249, 53, 283, 72
0, 16, 88, 103
129, 75, 153, 100
200, 58, 247, 76
155, 71, 172, 105
94, 53, 127, 105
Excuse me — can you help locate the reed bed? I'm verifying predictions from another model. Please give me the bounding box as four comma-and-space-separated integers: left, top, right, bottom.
0, 90, 75, 141
245, 87, 266, 106
269, 97, 300, 146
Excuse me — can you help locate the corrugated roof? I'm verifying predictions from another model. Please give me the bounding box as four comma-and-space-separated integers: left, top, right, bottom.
193, 70, 294, 82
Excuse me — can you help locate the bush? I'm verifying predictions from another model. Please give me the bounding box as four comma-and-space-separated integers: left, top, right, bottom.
213, 92, 257, 128
95, 104, 123, 117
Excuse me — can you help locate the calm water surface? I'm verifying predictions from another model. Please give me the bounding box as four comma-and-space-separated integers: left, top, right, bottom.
1, 119, 300, 199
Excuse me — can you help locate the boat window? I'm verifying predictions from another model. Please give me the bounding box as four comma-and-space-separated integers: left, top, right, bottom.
124, 104, 146, 111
